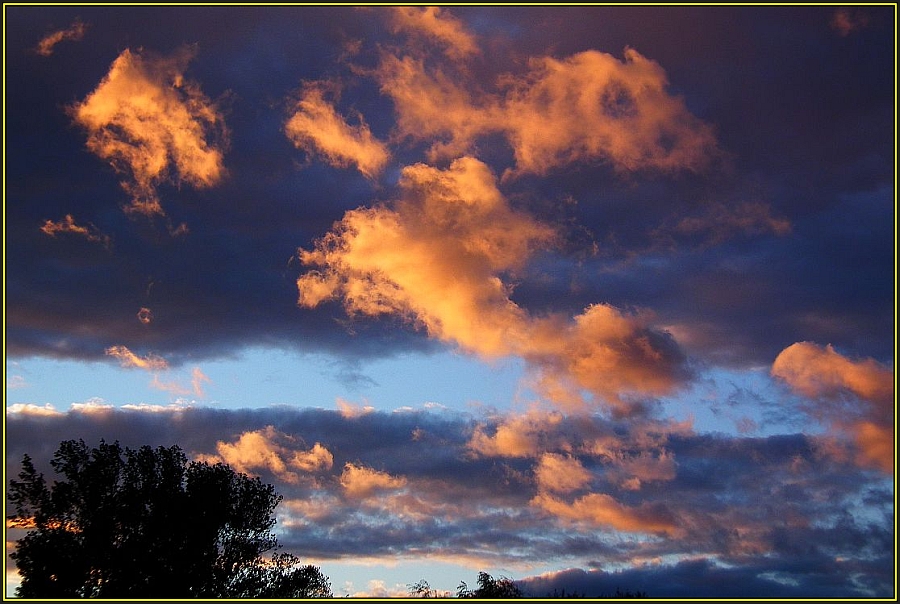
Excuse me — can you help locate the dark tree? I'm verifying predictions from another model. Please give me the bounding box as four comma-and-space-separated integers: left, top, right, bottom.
8, 439, 332, 598
457, 571, 524, 598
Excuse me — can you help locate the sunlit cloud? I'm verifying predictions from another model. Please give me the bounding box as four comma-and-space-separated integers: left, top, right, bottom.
148, 366, 210, 398
35, 19, 87, 56
388, 6, 479, 60
336, 397, 376, 418
71, 47, 227, 216
5, 403, 61, 417
136, 307, 153, 324
772, 341, 893, 473
298, 157, 686, 413
340, 462, 407, 498
831, 8, 870, 37
531, 491, 680, 536
663, 201, 792, 247
534, 453, 592, 494
201, 426, 334, 485
373, 44, 718, 175
285, 82, 390, 179
40, 214, 111, 248
105, 345, 169, 371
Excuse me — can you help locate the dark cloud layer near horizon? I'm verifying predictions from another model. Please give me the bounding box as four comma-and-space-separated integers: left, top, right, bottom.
5, 405, 893, 597
4, 5, 894, 370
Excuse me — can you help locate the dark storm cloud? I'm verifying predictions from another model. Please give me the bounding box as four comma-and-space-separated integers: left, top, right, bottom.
4, 6, 893, 372
5, 405, 892, 596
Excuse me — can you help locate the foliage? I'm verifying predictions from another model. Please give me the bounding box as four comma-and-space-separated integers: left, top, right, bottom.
457, 571, 524, 598
8, 439, 332, 598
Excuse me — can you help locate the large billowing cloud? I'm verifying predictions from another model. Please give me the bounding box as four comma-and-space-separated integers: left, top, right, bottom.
285, 82, 390, 179
372, 27, 719, 175
772, 341, 893, 473
71, 48, 227, 216
298, 157, 686, 413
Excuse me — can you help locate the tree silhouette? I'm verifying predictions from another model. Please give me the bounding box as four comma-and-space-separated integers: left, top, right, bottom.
8, 439, 332, 598
457, 571, 524, 598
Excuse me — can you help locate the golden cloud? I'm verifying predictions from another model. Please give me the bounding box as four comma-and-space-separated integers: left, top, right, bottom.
203, 426, 334, 485
534, 453, 592, 494
71, 48, 227, 216
105, 345, 169, 371
389, 6, 479, 60
40, 214, 111, 248
374, 46, 718, 175
532, 491, 680, 536
299, 157, 685, 412
36, 19, 87, 56
285, 82, 390, 178
339, 462, 407, 498
772, 341, 894, 473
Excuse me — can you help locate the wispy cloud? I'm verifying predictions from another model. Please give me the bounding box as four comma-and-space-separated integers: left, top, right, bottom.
285, 82, 390, 179
40, 215, 111, 248
105, 345, 169, 371
71, 48, 227, 216
35, 19, 87, 56
831, 8, 870, 37
388, 6, 479, 60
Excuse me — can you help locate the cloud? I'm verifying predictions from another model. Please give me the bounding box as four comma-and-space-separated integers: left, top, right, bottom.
201, 426, 334, 485
136, 307, 153, 324
662, 201, 792, 247
388, 6, 479, 60
105, 345, 169, 371
831, 8, 870, 37
149, 366, 210, 398
5, 403, 61, 417
71, 48, 227, 216
336, 397, 375, 418
373, 46, 719, 175
339, 462, 407, 498
772, 341, 893, 473
298, 157, 686, 413
534, 453, 591, 494
531, 491, 679, 535
40, 215, 111, 248
4, 405, 893, 596
285, 82, 390, 178
35, 19, 87, 56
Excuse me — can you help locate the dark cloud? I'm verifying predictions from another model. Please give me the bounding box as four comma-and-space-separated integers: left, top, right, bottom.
5, 405, 892, 596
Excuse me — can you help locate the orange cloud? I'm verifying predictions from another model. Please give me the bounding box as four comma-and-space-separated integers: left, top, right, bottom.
105, 345, 169, 371
340, 462, 407, 498
285, 82, 390, 178
136, 307, 153, 324
532, 491, 680, 536
149, 366, 210, 398
203, 426, 334, 484
336, 397, 376, 418
36, 19, 87, 56
772, 342, 894, 473
71, 48, 227, 216
469, 410, 565, 458
40, 214, 111, 248
389, 6, 479, 60
374, 47, 718, 175
299, 157, 684, 412
772, 342, 893, 409
831, 8, 870, 37
534, 453, 592, 494
668, 201, 792, 245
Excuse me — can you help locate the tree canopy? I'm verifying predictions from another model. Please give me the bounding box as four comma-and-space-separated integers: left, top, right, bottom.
8, 439, 332, 598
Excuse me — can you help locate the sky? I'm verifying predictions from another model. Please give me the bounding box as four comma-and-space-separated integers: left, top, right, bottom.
3, 4, 895, 599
